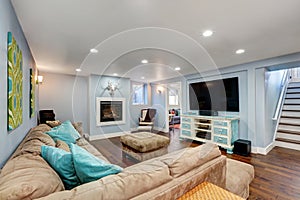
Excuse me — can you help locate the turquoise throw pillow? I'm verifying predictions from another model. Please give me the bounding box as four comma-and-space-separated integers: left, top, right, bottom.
45, 120, 81, 144
70, 143, 123, 183
41, 145, 80, 190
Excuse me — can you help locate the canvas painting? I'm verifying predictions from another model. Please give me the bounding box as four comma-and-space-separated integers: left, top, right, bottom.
29, 68, 35, 118
7, 32, 23, 131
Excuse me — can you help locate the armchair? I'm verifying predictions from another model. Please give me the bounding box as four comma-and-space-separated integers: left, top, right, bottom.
39, 109, 55, 124
138, 108, 156, 132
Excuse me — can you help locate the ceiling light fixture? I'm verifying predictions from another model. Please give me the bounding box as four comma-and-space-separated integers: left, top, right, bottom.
90, 48, 98, 53
202, 30, 213, 37
235, 49, 245, 54
141, 76, 145, 79
175, 67, 181, 71
141, 59, 148, 64
113, 73, 118, 76
75, 68, 82, 72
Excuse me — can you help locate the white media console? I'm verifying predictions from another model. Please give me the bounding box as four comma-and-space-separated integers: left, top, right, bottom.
180, 114, 239, 154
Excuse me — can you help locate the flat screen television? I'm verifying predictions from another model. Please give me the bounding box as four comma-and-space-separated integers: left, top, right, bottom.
189, 77, 239, 112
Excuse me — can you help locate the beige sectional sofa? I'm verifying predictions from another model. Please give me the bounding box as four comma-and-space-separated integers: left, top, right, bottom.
0, 124, 254, 199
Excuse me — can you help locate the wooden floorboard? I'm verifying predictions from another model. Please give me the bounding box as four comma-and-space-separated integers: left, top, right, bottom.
90, 129, 300, 200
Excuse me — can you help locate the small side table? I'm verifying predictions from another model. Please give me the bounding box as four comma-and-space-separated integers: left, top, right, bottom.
178, 181, 245, 200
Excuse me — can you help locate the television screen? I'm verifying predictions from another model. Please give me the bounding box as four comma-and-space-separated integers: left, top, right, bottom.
189, 77, 239, 112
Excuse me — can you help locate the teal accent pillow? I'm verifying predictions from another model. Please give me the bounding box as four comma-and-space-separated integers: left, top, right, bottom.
45, 120, 81, 144
70, 143, 123, 183
41, 145, 80, 190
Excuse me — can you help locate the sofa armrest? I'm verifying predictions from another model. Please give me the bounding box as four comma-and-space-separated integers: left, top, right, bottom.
226, 158, 254, 198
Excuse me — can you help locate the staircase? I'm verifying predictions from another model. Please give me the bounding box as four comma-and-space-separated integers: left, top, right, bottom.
275, 81, 300, 151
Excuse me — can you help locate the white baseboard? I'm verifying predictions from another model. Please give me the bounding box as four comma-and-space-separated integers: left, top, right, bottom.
88, 131, 130, 141
130, 127, 138, 132
251, 142, 275, 155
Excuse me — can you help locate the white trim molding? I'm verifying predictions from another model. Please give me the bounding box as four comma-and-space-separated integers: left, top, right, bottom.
251, 142, 275, 155
153, 126, 169, 133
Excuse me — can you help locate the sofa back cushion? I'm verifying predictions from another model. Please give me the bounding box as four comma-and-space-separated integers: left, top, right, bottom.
0, 154, 64, 199
11, 124, 54, 159
37, 160, 173, 200
161, 143, 221, 177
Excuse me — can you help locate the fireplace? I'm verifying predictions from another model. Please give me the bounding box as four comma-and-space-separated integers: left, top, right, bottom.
96, 97, 126, 126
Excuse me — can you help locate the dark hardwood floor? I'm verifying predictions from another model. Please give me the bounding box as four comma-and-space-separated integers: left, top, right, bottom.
90, 129, 300, 200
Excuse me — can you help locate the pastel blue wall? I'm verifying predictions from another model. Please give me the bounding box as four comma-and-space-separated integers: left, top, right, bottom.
151, 84, 168, 131
88, 75, 131, 136
182, 54, 300, 150
39, 72, 89, 132
129, 82, 152, 129
0, 0, 38, 167
264, 69, 286, 146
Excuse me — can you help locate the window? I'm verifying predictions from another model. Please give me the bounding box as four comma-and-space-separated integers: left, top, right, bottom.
169, 88, 179, 105
132, 82, 147, 105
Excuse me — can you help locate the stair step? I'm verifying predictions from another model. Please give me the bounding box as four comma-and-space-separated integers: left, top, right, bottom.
286, 88, 300, 93
281, 111, 300, 118
277, 132, 300, 140
274, 140, 300, 151
284, 99, 300, 105
282, 105, 300, 111
275, 138, 300, 145
285, 93, 300, 98
277, 125, 300, 133
288, 82, 300, 88
279, 117, 300, 126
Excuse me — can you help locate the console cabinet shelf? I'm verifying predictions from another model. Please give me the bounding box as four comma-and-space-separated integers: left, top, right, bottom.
180, 114, 239, 153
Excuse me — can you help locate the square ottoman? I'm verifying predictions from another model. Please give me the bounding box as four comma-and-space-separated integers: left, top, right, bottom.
120, 132, 170, 152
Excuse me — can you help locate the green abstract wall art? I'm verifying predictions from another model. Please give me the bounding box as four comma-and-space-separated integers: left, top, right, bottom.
7, 32, 23, 131
29, 68, 35, 118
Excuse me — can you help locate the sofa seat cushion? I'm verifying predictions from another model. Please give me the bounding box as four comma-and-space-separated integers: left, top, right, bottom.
76, 138, 110, 163
226, 158, 254, 198
161, 143, 221, 177
0, 154, 64, 199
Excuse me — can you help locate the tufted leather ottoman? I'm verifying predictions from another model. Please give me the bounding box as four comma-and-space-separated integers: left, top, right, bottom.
120, 132, 170, 152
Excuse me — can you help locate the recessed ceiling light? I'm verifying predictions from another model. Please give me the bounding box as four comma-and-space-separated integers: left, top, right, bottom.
141, 76, 145, 79
113, 73, 118, 76
202, 30, 213, 37
235, 49, 245, 54
141, 59, 148, 64
75, 68, 82, 72
90, 48, 98, 53
175, 67, 181, 71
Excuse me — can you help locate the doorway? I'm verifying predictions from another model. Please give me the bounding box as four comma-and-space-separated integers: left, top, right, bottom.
166, 82, 182, 131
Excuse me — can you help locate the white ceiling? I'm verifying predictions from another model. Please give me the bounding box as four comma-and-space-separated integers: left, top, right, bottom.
11, 0, 300, 82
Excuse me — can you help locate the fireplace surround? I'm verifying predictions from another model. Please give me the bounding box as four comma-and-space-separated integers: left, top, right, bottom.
96, 97, 126, 126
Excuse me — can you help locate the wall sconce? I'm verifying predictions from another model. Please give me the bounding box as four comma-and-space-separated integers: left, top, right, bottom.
157, 86, 164, 94
106, 81, 119, 96
36, 75, 43, 84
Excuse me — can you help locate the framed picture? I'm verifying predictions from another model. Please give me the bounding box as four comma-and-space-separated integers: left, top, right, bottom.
7, 32, 23, 131
29, 68, 35, 118
96, 97, 126, 126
